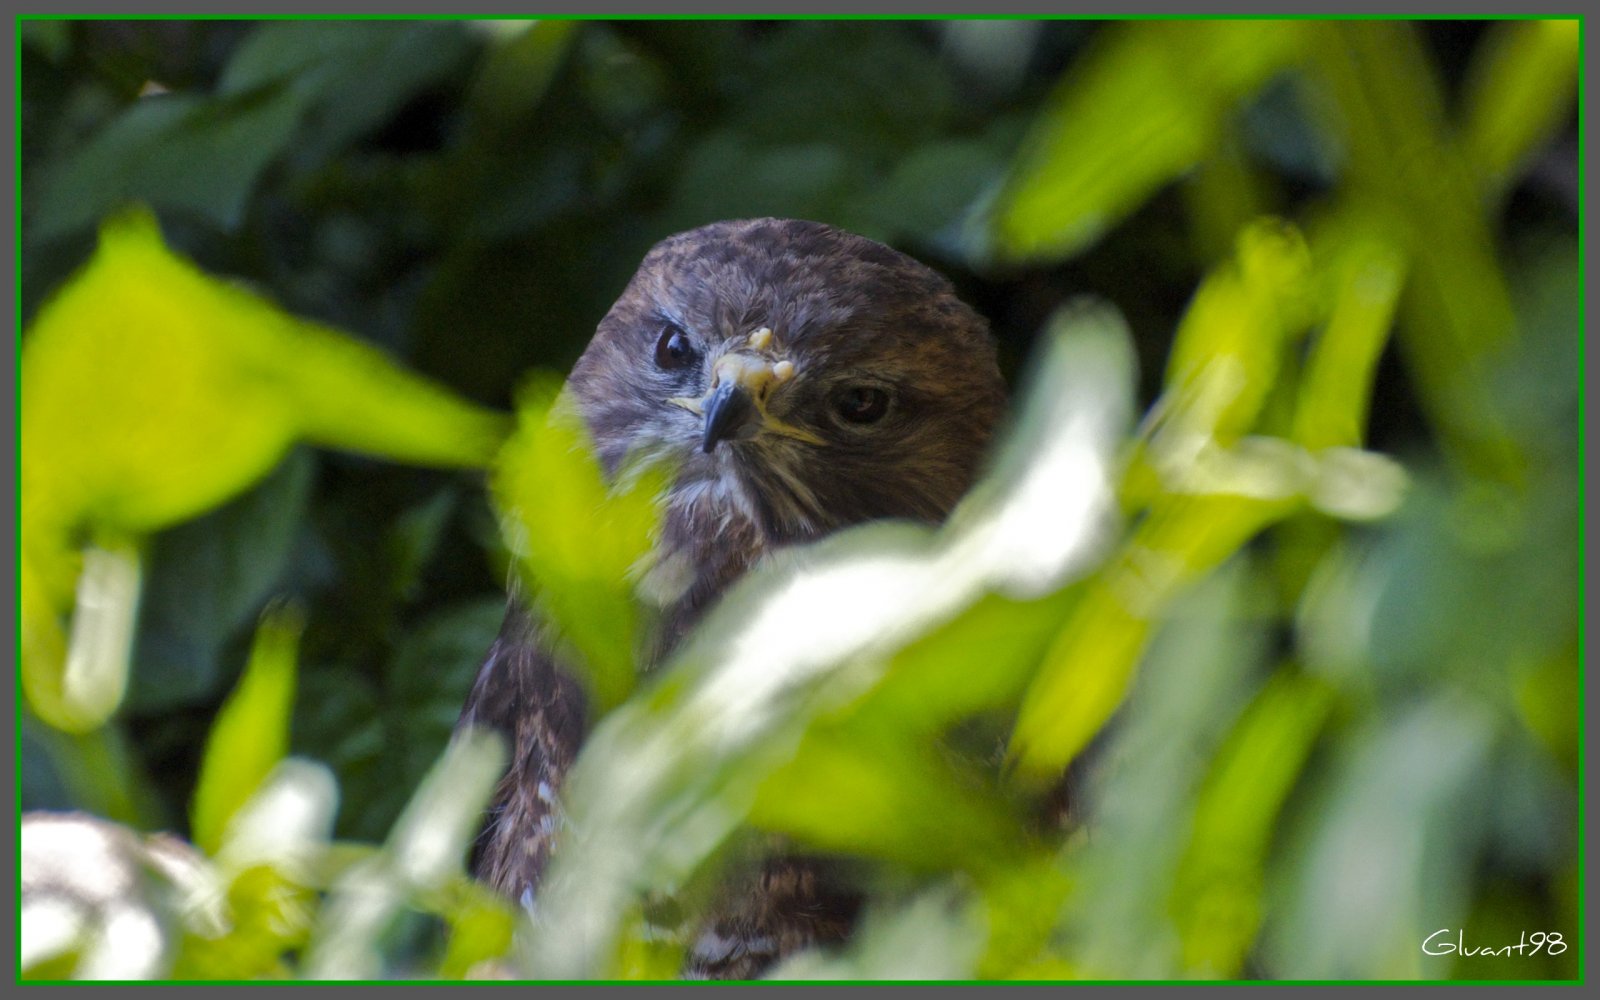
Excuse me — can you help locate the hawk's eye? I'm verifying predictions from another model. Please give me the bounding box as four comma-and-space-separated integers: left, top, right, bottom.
833, 386, 891, 425
654, 323, 698, 370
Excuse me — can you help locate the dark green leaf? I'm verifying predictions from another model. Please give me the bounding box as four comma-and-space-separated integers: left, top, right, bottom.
31, 88, 307, 241
130, 449, 315, 713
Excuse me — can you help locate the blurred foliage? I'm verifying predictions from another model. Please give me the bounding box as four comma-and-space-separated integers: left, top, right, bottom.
18, 17, 1579, 982
493, 376, 669, 713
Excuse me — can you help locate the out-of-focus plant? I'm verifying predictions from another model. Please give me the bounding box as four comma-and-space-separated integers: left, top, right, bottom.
21, 209, 509, 734
20, 17, 1577, 983
985, 18, 1578, 981
23, 605, 511, 980
491, 378, 670, 714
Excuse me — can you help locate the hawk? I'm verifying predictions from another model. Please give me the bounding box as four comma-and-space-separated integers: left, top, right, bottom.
458, 218, 1006, 978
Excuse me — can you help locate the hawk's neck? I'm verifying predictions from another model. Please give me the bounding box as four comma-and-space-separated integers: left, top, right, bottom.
637, 470, 787, 666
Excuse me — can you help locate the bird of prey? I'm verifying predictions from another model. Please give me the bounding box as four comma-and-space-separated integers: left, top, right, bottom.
457, 217, 1006, 978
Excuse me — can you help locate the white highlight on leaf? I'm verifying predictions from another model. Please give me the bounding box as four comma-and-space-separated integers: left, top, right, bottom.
20, 896, 85, 971
304, 729, 506, 980
77, 905, 165, 980
62, 539, 142, 728
216, 758, 339, 883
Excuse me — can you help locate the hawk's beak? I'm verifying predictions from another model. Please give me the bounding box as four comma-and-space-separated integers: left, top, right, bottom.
668, 331, 824, 452
701, 380, 755, 453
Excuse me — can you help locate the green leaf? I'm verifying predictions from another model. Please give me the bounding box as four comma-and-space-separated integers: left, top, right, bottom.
303, 728, 506, 980
1460, 20, 1579, 202
437, 880, 519, 979
1158, 217, 1314, 448
728, 22, 957, 157
25, 209, 299, 540
23, 207, 508, 540
289, 601, 502, 845
1291, 219, 1407, 450
21, 207, 509, 734
491, 377, 669, 713
21, 20, 71, 62
190, 607, 304, 856
171, 760, 339, 979
22, 711, 169, 829
271, 322, 512, 469
219, 21, 476, 159
1261, 697, 1496, 978
1306, 22, 1523, 486
290, 668, 387, 842
388, 599, 508, 773
994, 21, 1307, 261
660, 131, 867, 238
30, 87, 307, 242
1172, 669, 1335, 977
130, 449, 316, 714
751, 714, 1027, 873
1010, 225, 1322, 779
1048, 562, 1273, 978
462, 20, 578, 133
862, 589, 1070, 732
845, 134, 1012, 246
973, 852, 1077, 979
1008, 210, 1414, 779
1181, 134, 1274, 266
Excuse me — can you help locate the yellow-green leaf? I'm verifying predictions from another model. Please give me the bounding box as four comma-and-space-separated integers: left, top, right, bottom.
491, 376, 670, 713
1307, 22, 1523, 486
751, 714, 1026, 873
1010, 492, 1295, 780
1460, 19, 1579, 203
191, 608, 303, 855
1158, 218, 1314, 448
21, 206, 510, 734
23, 207, 508, 531
23, 209, 299, 536
994, 20, 1307, 261
1172, 669, 1334, 977
437, 881, 518, 979
1292, 220, 1407, 450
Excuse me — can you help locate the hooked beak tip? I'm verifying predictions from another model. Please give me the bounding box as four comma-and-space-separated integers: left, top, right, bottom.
700, 382, 754, 453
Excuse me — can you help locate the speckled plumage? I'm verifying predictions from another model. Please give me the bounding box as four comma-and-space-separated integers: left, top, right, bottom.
458, 218, 1005, 978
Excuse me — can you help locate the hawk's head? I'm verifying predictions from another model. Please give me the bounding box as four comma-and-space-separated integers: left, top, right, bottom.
567, 218, 1005, 548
